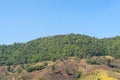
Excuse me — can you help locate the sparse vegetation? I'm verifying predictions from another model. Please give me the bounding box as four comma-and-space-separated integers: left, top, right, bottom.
39, 77, 46, 80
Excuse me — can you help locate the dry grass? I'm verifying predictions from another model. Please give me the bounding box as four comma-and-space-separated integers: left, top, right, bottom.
80, 69, 119, 80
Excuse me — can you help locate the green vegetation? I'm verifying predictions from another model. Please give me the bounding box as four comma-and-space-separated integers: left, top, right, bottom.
86, 56, 120, 69
51, 65, 56, 72
86, 56, 112, 65
0, 34, 120, 66
26, 65, 45, 72
77, 71, 82, 79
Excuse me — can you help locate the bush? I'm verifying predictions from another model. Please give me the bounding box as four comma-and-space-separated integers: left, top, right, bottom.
26, 65, 45, 72
26, 66, 34, 72
86, 58, 100, 65
51, 65, 56, 72
65, 68, 72, 76
77, 71, 82, 79
86, 57, 112, 66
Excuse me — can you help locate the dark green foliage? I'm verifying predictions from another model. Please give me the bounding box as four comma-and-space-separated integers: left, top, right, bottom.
77, 71, 82, 79
26, 65, 45, 72
86, 56, 120, 68
51, 65, 56, 72
98, 78, 101, 80
26, 66, 34, 72
0, 34, 120, 66
86, 57, 102, 65
7, 65, 11, 72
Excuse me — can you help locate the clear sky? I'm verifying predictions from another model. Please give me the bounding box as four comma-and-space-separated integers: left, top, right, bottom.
0, 0, 120, 44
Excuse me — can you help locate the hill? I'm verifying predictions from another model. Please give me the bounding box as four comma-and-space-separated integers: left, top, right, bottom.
0, 33, 120, 66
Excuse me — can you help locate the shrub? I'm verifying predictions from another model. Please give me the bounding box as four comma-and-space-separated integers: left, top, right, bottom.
26, 65, 45, 72
65, 68, 72, 76
51, 65, 56, 72
77, 71, 82, 79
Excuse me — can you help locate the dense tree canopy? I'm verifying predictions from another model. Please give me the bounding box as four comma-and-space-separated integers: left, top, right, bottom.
0, 34, 120, 66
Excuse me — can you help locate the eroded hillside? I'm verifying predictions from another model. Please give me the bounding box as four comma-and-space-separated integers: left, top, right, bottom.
0, 57, 120, 80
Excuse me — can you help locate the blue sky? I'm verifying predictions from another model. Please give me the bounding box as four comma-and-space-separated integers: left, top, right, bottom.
0, 0, 120, 44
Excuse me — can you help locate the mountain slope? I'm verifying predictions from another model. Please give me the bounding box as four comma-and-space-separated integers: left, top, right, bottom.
0, 33, 120, 66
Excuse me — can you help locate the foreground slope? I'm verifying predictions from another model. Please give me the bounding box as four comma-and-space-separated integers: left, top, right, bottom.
0, 58, 120, 80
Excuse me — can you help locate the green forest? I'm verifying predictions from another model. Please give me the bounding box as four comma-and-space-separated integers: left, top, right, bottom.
0, 33, 120, 66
